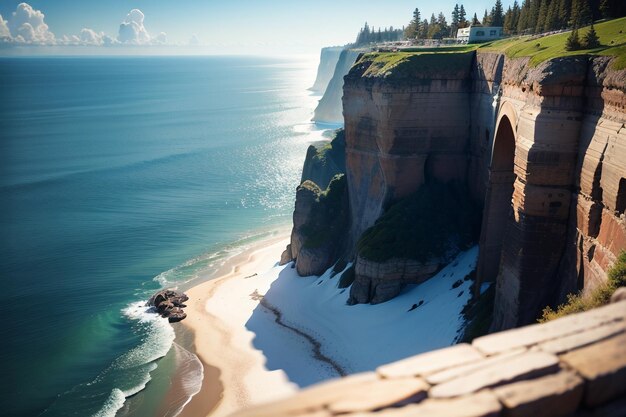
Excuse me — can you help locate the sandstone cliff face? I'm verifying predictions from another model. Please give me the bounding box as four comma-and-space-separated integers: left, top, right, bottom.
313, 49, 361, 124
483, 55, 626, 330
310, 46, 343, 95
349, 256, 441, 304
288, 47, 625, 330
339, 50, 626, 329
564, 57, 626, 296
342, 52, 475, 244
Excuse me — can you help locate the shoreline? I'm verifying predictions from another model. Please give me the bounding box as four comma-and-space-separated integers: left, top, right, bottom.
174, 231, 298, 417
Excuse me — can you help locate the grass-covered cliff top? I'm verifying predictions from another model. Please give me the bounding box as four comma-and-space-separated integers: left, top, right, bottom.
352, 17, 626, 78
478, 17, 626, 69
353, 49, 475, 79
353, 49, 476, 79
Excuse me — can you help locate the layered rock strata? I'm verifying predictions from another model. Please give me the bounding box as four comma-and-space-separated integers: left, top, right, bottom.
339, 50, 626, 329
288, 47, 626, 330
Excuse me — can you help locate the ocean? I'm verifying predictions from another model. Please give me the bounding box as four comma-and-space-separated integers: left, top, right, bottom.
0, 55, 329, 416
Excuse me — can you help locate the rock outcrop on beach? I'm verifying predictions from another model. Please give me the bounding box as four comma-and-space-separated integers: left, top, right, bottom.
147, 289, 189, 322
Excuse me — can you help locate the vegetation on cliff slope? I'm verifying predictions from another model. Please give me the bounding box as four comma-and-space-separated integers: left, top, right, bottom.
357, 182, 480, 263
300, 128, 346, 189
540, 251, 626, 322
354, 49, 475, 79
479, 17, 626, 68
300, 174, 349, 251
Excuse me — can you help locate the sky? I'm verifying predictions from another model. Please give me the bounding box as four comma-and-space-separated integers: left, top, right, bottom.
0, 1, 515, 55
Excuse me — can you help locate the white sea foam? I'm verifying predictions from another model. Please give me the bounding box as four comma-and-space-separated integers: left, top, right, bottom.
93, 388, 125, 417
164, 344, 204, 417
91, 301, 175, 417
120, 301, 175, 366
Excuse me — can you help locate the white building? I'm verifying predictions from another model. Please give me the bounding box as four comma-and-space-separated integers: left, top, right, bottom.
457, 26, 504, 43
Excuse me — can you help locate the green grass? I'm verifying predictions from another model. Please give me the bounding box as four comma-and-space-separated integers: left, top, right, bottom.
539, 251, 626, 322
312, 129, 345, 167
356, 49, 475, 78
478, 17, 626, 69
357, 182, 480, 262
300, 174, 349, 250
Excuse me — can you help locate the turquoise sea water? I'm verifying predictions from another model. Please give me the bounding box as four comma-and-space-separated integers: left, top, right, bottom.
1, 55, 326, 416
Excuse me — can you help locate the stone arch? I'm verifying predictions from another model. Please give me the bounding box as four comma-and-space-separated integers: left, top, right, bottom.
476, 105, 518, 288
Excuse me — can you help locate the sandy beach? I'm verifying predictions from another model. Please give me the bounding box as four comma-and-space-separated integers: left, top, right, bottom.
174, 233, 480, 417
177, 234, 300, 417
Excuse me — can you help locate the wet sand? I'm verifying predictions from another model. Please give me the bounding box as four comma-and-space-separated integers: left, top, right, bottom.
176, 233, 296, 417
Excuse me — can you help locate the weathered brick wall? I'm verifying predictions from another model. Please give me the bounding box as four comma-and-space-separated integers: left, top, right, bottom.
230, 296, 626, 417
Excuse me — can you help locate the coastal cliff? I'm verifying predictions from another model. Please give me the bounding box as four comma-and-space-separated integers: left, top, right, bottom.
288, 23, 626, 332
313, 49, 361, 124
310, 46, 343, 94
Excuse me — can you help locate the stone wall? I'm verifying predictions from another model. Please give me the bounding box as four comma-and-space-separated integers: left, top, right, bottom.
230, 296, 626, 417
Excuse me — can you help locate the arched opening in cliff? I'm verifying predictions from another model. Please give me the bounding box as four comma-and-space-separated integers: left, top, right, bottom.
476, 115, 516, 285
617, 178, 626, 215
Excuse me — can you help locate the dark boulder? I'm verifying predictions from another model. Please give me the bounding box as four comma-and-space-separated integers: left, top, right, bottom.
147, 289, 189, 322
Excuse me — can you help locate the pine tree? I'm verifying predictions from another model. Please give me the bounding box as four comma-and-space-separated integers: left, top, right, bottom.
565, 28, 581, 50
472, 12, 480, 25
557, 0, 571, 28
529, 0, 541, 32
404, 8, 422, 39
517, 0, 530, 33
536, 0, 548, 33
582, 24, 600, 48
599, 0, 610, 18
571, 0, 593, 27
451, 4, 460, 36
504, 7, 514, 34
459, 5, 468, 28
544, 0, 559, 31
438, 12, 450, 37
491, 0, 505, 26
420, 19, 429, 38
598, 0, 612, 19
512, 0, 521, 31
482, 9, 490, 25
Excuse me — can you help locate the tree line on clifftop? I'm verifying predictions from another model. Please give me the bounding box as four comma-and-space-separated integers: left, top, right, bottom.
354, 0, 625, 45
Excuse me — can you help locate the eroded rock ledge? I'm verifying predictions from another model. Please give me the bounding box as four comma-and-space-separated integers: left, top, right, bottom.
230, 296, 626, 417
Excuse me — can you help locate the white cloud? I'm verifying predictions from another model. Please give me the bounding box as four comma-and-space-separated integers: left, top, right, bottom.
80, 28, 103, 45
154, 32, 167, 45
188, 35, 199, 46
0, 14, 11, 40
118, 9, 151, 44
0, 4, 171, 48
7, 3, 55, 44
